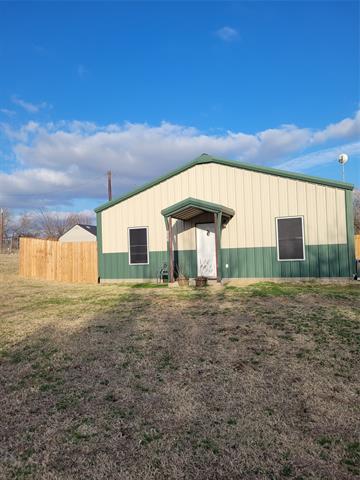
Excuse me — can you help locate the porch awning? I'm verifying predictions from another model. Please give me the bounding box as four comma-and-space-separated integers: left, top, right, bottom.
161, 197, 235, 221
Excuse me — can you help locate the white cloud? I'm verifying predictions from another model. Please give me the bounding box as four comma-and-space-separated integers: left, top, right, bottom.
312, 110, 360, 144
0, 111, 359, 209
0, 108, 16, 117
11, 95, 48, 113
10, 121, 306, 174
275, 142, 360, 171
0, 121, 40, 142
215, 26, 239, 42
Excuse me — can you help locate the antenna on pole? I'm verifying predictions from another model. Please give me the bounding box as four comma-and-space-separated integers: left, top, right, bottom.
107, 170, 112, 201
338, 153, 348, 182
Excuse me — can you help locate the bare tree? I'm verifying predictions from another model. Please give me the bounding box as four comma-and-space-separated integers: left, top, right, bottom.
354, 189, 360, 234
11, 212, 39, 238
1, 208, 12, 238
35, 210, 93, 240
0, 209, 35, 252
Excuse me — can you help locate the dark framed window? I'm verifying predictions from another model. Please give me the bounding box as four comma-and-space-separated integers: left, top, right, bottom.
128, 227, 149, 265
276, 216, 305, 261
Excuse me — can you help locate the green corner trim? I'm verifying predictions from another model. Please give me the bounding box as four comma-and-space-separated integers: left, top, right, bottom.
345, 190, 355, 276
96, 212, 103, 281
94, 154, 354, 213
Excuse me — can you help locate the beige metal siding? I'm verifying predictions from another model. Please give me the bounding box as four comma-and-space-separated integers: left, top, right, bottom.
101, 163, 347, 253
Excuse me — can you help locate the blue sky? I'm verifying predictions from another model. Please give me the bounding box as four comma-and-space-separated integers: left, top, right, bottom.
0, 1, 359, 214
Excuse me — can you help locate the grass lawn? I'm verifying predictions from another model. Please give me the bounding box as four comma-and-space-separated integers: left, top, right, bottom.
0, 254, 359, 479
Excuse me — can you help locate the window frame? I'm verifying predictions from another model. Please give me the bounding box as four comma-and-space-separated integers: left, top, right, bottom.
128, 226, 149, 266
275, 216, 306, 262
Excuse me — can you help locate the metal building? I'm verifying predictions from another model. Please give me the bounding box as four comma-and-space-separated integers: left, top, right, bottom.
95, 154, 355, 283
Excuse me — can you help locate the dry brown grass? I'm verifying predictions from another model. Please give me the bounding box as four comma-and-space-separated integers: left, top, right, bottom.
0, 254, 359, 479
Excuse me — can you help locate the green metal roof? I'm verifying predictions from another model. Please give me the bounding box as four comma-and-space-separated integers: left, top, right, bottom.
161, 197, 235, 220
95, 153, 354, 213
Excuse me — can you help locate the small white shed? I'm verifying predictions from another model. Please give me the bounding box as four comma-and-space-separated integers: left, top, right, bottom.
59, 224, 97, 243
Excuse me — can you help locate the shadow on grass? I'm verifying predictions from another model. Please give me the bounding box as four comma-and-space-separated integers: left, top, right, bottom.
1, 285, 359, 479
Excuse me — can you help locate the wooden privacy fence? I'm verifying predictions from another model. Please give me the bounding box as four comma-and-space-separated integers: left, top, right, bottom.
355, 234, 360, 260
19, 237, 98, 283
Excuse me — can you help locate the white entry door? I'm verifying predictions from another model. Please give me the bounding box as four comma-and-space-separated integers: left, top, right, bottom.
196, 223, 217, 278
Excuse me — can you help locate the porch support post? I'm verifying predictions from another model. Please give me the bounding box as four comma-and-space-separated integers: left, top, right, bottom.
168, 215, 174, 283
163, 216, 169, 284
214, 211, 222, 283
217, 212, 222, 282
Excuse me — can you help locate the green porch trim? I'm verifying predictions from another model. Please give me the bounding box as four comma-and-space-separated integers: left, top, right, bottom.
161, 197, 235, 219
95, 154, 353, 213
162, 198, 233, 283
345, 190, 355, 275
98, 243, 352, 280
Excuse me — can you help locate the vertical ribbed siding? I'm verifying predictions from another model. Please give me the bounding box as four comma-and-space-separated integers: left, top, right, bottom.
98, 162, 351, 280
101, 163, 347, 253
220, 244, 351, 279
99, 243, 351, 281
99, 250, 196, 280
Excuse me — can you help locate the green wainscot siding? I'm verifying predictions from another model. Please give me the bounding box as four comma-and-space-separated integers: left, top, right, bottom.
98, 244, 352, 281
220, 244, 352, 279
99, 250, 197, 280
174, 250, 197, 278
100, 251, 165, 280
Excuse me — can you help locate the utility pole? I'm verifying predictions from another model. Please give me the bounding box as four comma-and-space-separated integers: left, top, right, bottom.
107, 170, 112, 201
0, 208, 4, 253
